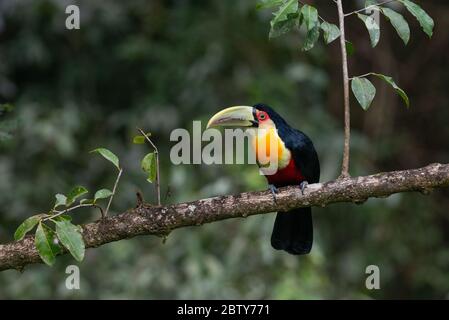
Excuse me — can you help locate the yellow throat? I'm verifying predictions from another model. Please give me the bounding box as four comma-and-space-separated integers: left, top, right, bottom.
252, 123, 291, 170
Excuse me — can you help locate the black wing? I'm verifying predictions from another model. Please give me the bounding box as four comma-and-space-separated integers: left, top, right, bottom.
279, 127, 320, 184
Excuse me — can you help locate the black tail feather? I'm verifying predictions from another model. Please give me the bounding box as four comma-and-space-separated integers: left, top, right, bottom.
271, 207, 313, 255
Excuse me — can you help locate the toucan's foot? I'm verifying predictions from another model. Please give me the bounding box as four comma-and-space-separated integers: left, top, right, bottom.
268, 184, 279, 203
299, 181, 309, 195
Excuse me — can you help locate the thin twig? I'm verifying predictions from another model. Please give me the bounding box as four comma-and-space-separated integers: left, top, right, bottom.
336, 0, 351, 178
344, 0, 397, 17
105, 168, 123, 216
137, 128, 161, 206
44, 203, 104, 221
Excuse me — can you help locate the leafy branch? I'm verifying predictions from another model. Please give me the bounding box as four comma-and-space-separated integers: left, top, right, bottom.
13, 147, 123, 266
257, 0, 435, 177
12, 125, 164, 267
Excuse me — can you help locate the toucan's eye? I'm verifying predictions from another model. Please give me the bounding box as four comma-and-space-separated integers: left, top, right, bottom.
259, 112, 266, 120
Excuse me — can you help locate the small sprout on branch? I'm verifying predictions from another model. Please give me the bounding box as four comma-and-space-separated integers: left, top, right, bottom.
133, 132, 151, 144
141, 152, 157, 183
91, 147, 123, 216
136, 128, 161, 206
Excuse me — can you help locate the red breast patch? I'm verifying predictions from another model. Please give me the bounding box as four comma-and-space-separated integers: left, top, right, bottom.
266, 158, 305, 186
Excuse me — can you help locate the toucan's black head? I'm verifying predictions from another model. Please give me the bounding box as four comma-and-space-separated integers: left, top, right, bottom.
252, 103, 289, 129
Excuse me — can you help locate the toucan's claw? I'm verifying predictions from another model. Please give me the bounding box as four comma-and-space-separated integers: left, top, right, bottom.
299, 181, 309, 195
268, 184, 279, 203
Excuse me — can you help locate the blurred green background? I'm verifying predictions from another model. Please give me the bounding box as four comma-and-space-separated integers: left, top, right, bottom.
0, 0, 448, 299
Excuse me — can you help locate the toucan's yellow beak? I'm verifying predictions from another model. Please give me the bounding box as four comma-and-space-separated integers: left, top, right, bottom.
206, 106, 257, 129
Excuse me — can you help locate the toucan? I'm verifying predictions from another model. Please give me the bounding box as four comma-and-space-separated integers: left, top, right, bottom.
207, 104, 320, 255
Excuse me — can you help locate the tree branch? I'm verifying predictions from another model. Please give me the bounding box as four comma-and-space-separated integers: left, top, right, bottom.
1, 163, 449, 272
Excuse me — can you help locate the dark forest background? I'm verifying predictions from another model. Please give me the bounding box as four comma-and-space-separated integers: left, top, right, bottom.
0, 0, 448, 299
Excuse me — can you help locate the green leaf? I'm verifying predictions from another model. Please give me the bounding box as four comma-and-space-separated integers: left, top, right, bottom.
300, 5, 320, 51
35, 223, 60, 266
351, 77, 377, 110
372, 73, 410, 107
133, 132, 151, 144
256, 0, 284, 10
43, 224, 63, 255
133, 136, 145, 144
269, 0, 299, 38
14, 214, 44, 241
55, 220, 85, 262
321, 21, 340, 44
94, 189, 113, 201
399, 0, 434, 37
357, 13, 380, 47
54, 193, 67, 209
345, 40, 355, 56
90, 148, 120, 170
300, 4, 318, 31
381, 8, 410, 45
54, 214, 72, 222
80, 198, 95, 205
141, 152, 157, 183
302, 26, 320, 51
66, 186, 88, 206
